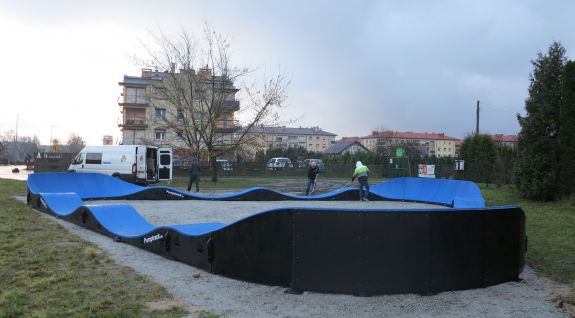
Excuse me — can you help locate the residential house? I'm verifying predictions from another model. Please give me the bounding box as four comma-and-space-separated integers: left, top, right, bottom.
490, 134, 518, 149
361, 131, 460, 157
324, 140, 369, 155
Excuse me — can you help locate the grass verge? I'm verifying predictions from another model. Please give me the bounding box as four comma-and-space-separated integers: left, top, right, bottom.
480, 184, 575, 307
0, 178, 203, 318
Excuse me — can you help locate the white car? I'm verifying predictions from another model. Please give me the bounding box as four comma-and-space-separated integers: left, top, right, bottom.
216, 159, 233, 171
266, 157, 293, 170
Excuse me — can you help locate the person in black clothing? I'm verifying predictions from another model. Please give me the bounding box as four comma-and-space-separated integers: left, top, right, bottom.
187, 157, 200, 192
305, 161, 320, 196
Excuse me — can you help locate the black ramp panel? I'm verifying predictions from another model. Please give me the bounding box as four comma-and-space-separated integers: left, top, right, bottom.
482, 207, 525, 286
430, 211, 485, 292
163, 233, 212, 271
291, 210, 366, 294
210, 210, 293, 286
363, 212, 431, 295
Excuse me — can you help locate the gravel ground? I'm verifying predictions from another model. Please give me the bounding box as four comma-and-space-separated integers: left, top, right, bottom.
19, 196, 568, 318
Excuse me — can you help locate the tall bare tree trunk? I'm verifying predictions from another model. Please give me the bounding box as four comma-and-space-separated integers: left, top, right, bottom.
210, 157, 218, 182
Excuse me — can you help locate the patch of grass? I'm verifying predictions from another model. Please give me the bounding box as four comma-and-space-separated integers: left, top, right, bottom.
480, 184, 575, 307
0, 178, 205, 318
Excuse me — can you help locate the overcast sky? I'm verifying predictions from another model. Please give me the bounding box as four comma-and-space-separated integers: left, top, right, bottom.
1, 0, 574, 145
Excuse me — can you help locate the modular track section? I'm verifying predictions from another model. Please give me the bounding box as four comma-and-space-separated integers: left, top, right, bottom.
26, 173, 525, 295
27, 172, 486, 208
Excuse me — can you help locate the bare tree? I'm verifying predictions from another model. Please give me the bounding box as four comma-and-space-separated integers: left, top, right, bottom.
137, 25, 289, 181
66, 133, 86, 155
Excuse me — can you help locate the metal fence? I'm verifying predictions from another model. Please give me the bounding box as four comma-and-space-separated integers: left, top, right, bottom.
31, 154, 470, 182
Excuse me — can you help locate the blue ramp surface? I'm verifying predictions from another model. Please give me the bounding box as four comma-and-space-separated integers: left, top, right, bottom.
29, 173, 486, 207
370, 177, 485, 208
28, 172, 144, 199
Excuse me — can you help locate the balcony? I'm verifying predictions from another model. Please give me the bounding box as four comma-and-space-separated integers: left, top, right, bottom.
214, 119, 242, 132
118, 119, 148, 130
118, 101, 148, 108
219, 100, 240, 111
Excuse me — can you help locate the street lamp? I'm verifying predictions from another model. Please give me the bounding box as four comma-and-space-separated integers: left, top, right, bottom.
50, 125, 59, 153
14, 113, 22, 162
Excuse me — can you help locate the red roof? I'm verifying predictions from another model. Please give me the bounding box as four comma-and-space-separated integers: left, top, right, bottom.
338, 136, 361, 142
363, 131, 460, 141
490, 134, 518, 142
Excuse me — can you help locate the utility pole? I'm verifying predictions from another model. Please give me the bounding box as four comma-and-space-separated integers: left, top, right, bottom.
475, 100, 480, 136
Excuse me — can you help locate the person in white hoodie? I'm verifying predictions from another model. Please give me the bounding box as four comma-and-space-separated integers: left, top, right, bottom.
351, 161, 370, 201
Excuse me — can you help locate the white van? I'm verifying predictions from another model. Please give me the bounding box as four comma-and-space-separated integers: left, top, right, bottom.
68, 145, 172, 185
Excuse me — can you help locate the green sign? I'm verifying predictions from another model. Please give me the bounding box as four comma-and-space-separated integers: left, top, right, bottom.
395, 147, 404, 158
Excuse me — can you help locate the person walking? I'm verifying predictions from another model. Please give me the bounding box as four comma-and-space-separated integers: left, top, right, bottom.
352, 161, 370, 201
305, 161, 320, 196
187, 157, 201, 192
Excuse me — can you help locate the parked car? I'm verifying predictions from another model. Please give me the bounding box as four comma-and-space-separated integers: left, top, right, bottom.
301, 159, 325, 172
216, 159, 233, 171
266, 157, 293, 170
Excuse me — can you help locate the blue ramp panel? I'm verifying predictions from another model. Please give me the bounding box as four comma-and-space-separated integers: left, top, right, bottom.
26, 173, 525, 295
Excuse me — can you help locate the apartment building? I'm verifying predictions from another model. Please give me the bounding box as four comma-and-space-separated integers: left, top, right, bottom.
247, 126, 337, 153
118, 68, 240, 150
490, 134, 518, 149
361, 131, 460, 157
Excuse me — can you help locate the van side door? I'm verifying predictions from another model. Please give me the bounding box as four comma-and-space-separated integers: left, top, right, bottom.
158, 148, 172, 181
136, 146, 147, 180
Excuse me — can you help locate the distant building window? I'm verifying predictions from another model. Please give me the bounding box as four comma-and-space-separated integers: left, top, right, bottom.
126, 87, 146, 104
176, 132, 184, 141
194, 90, 205, 102
155, 108, 166, 120
316, 136, 319, 140
155, 130, 166, 140
276, 137, 283, 142
309, 136, 312, 140
177, 109, 184, 121
155, 87, 167, 99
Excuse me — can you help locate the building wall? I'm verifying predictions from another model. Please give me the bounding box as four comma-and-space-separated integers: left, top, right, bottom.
119, 69, 239, 150
361, 136, 457, 157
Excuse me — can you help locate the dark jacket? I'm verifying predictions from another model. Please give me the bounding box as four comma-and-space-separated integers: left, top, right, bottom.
190, 159, 200, 175
308, 166, 320, 179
